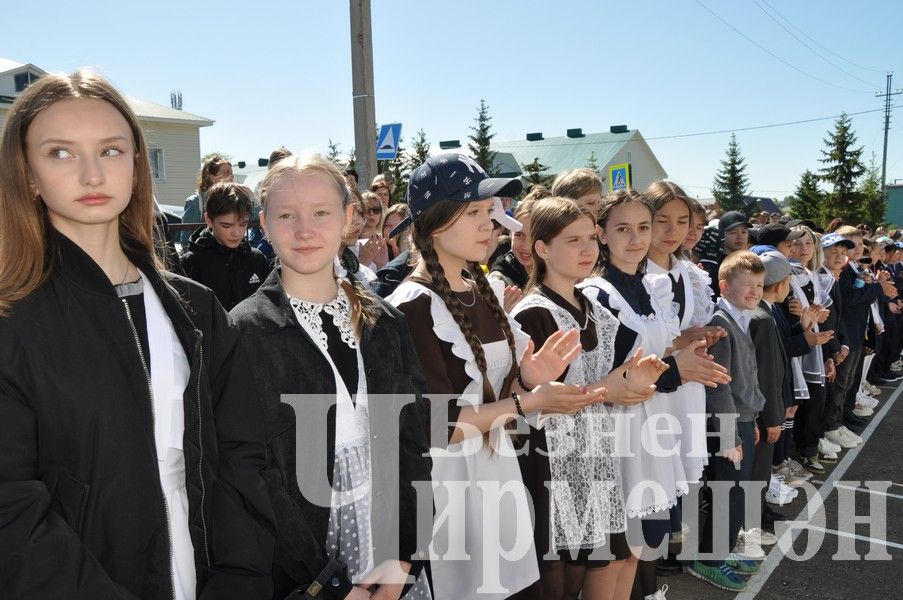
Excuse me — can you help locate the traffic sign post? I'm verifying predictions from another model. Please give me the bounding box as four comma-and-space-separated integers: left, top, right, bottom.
376, 123, 403, 160
609, 163, 631, 192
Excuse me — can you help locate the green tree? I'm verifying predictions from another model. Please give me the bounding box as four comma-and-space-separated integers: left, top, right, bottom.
468, 99, 498, 174
788, 170, 824, 223
346, 148, 356, 171
521, 157, 553, 187
712, 133, 750, 214
858, 154, 886, 227
585, 151, 601, 175
408, 129, 431, 170
326, 139, 343, 165
818, 113, 865, 223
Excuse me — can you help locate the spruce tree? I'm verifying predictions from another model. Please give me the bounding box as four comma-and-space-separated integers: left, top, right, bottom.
326, 139, 342, 165
712, 133, 751, 214
818, 113, 865, 224
468, 99, 498, 174
408, 129, 431, 170
521, 157, 553, 187
585, 151, 601, 175
788, 170, 823, 223
858, 154, 886, 227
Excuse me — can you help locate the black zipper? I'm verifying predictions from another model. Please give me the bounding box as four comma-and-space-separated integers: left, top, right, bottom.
121, 298, 177, 600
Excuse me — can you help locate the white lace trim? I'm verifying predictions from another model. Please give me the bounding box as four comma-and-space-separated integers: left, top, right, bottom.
680, 260, 717, 328
387, 281, 531, 404
511, 292, 626, 548
288, 282, 359, 352
578, 274, 681, 354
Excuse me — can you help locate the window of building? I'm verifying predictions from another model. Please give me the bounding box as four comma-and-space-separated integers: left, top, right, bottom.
149, 148, 165, 181
14, 71, 40, 92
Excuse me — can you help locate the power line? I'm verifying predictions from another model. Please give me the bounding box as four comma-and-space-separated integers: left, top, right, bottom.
752, 0, 877, 88
694, 0, 872, 94
758, 0, 886, 75
494, 105, 902, 149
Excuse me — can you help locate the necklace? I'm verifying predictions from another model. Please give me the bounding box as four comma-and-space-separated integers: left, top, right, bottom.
118, 261, 132, 286
457, 284, 477, 307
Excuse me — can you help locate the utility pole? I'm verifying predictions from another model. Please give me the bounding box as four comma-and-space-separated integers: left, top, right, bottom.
876, 72, 902, 192
350, 0, 377, 188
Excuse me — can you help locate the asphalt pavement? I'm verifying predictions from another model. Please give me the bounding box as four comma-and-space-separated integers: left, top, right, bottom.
655, 379, 902, 600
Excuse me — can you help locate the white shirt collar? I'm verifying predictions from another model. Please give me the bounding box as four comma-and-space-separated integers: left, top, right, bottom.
717, 296, 752, 334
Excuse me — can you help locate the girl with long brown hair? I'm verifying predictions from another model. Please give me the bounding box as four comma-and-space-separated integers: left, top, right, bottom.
510, 197, 668, 600
580, 190, 731, 600
0, 69, 274, 599
387, 154, 607, 599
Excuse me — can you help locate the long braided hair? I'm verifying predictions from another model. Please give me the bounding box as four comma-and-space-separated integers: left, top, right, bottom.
411, 199, 518, 407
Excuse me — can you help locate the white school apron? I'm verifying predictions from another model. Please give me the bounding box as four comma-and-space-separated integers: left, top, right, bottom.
579, 275, 689, 519
387, 282, 538, 599
645, 259, 712, 485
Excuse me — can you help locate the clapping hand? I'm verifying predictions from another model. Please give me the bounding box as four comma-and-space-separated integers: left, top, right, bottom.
518, 329, 582, 389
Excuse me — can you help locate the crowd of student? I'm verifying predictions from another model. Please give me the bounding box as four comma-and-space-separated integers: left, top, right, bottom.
1, 69, 899, 600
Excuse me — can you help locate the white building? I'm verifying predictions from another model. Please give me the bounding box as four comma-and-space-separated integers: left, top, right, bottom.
0, 57, 213, 206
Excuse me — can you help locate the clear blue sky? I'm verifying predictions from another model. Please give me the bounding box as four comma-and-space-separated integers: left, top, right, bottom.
7, 0, 902, 199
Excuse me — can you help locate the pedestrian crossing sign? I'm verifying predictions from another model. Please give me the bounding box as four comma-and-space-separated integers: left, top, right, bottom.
376, 123, 403, 160
609, 163, 631, 192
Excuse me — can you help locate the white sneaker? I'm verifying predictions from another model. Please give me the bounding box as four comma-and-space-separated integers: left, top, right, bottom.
863, 381, 882, 396
645, 584, 669, 600
734, 537, 766, 559
740, 527, 777, 547
853, 405, 874, 417
766, 474, 799, 505
891, 360, 903, 372
819, 437, 842, 454
839, 425, 862, 444
821, 450, 839, 461
825, 428, 858, 448
856, 393, 879, 408
786, 458, 814, 482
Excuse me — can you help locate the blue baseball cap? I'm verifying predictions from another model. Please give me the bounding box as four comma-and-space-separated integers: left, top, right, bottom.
749, 244, 778, 255
388, 153, 524, 238
821, 232, 855, 250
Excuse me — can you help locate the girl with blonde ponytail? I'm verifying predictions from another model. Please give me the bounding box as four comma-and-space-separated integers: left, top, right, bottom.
387, 154, 607, 599
230, 154, 434, 600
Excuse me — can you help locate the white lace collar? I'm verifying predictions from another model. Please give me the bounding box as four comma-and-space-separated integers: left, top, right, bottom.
288, 283, 359, 352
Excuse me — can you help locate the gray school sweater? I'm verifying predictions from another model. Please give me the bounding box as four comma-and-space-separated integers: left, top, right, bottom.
706, 307, 766, 448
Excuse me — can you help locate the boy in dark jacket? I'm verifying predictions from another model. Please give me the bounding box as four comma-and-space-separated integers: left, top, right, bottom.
181, 182, 271, 310
748, 252, 798, 541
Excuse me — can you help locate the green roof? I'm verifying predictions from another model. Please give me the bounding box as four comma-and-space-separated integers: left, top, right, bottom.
492, 130, 645, 176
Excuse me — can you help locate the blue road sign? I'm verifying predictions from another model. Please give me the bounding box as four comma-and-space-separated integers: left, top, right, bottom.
376, 123, 403, 160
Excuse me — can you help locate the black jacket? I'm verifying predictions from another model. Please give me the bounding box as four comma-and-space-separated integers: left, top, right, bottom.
489, 251, 529, 289
0, 231, 275, 599
180, 227, 272, 311
230, 271, 432, 599
837, 264, 882, 351
373, 250, 413, 298
749, 301, 788, 428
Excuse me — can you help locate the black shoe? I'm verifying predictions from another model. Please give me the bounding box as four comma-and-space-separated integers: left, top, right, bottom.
764, 506, 789, 523
844, 413, 868, 428
657, 555, 683, 576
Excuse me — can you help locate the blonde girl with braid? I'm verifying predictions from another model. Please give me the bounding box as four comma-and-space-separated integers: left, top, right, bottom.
387, 154, 608, 599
